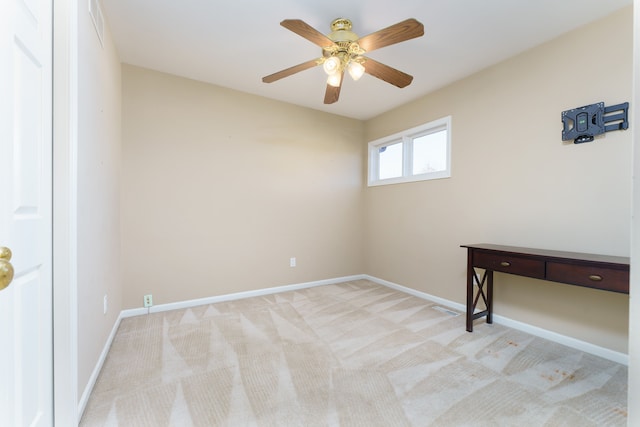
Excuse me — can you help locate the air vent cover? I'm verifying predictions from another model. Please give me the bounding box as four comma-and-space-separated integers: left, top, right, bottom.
432, 305, 460, 316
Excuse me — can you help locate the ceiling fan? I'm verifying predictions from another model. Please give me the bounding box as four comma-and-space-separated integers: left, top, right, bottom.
262, 18, 424, 104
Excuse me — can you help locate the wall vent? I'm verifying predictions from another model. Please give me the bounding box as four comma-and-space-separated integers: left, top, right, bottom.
432, 305, 460, 316
89, 0, 104, 47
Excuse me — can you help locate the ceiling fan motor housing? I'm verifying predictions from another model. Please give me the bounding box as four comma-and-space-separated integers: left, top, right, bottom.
328, 18, 359, 45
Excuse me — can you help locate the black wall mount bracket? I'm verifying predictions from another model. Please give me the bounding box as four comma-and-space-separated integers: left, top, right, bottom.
561, 101, 629, 144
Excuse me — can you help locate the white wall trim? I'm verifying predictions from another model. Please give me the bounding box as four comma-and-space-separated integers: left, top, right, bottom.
121, 275, 366, 318
119, 273, 628, 365
81, 273, 627, 410
53, 0, 79, 425
80, 275, 364, 409
364, 275, 629, 365
77, 312, 123, 418
492, 312, 628, 365
627, 1, 639, 423
366, 275, 467, 312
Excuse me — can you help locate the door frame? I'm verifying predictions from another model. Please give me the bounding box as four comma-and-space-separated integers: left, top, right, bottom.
53, 0, 79, 424
628, 0, 640, 424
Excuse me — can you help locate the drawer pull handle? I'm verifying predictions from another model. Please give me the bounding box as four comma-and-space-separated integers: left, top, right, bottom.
589, 275, 603, 282
500, 261, 511, 267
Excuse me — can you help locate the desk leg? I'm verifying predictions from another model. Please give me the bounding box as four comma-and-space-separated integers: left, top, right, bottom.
466, 249, 493, 332
466, 249, 474, 332
466, 279, 473, 331
486, 270, 493, 324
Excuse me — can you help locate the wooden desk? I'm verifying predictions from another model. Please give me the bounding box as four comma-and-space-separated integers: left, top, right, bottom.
461, 244, 629, 332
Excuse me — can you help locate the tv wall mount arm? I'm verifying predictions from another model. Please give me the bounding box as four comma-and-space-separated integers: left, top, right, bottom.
561, 101, 629, 144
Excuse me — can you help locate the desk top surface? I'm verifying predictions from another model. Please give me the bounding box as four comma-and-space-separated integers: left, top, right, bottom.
461, 243, 629, 267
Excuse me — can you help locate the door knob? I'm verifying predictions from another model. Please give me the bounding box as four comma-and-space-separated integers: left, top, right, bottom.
0, 247, 14, 291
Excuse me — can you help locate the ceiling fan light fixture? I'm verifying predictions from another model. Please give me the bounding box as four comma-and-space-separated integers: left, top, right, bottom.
262, 17, 424, 104
323, 56, 341, 75
347, 61, 365, 81
327, 72, 342, 87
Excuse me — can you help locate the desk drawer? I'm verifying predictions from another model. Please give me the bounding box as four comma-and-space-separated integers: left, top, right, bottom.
546, 262, 629, 293
474, 251, 545, 279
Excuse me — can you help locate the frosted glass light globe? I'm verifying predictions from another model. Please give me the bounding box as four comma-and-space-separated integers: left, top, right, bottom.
348, 61, 365, 81
327, 72, 342, 87
323, 56, 341, 75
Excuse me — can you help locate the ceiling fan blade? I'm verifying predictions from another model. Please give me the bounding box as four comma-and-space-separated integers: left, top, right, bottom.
363, 58, 413, 88
280, 19, 336, 49
358, 18, 424, 53
262, 59, 320, 83
324, 72, 344, 104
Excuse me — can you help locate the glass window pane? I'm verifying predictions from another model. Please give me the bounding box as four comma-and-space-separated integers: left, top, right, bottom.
412, 130, 447, 175
379, 142, 403, 180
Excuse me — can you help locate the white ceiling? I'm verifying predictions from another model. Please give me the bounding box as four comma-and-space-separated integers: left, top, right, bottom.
102, 0, 631, 120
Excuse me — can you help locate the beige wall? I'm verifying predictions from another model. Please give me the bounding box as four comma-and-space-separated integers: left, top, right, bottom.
364, 7, 633, 353
76, 5, 122, 403
119, 8, 631, 354
121, 65, 364, 308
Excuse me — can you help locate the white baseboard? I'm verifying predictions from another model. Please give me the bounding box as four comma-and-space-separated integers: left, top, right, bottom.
364, 275, 629, 365
365, 275, 467, 312
120, 275, 367, 318
77, 312, 124, 419
491, 313, 628, 365
82, 272, 626, 414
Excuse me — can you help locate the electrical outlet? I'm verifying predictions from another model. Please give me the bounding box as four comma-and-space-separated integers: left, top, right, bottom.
103, 295, 108, 315
290, 257, 296, 267
143, 294, 153, 308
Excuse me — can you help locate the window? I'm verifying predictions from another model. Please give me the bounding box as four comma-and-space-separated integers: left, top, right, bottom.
368, 116, 451, 186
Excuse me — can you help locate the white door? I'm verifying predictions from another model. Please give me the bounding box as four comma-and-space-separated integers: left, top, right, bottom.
0, 0, 53, 425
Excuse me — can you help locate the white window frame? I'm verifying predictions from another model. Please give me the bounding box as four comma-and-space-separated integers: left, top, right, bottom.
367, 116, 452, 187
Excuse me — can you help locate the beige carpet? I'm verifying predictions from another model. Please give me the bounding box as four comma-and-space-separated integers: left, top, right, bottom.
80, 279, 627, 426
